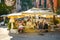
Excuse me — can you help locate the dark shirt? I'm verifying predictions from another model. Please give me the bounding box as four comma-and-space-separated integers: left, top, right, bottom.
39, 23, 43, 29
44, 23, 48, 29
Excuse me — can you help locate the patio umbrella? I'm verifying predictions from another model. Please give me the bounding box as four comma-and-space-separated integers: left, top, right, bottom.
7, 12, 24, 18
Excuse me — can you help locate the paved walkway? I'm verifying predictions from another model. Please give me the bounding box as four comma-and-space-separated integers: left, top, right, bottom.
0, 28, 12, 40
10, 31, 60, 40
0, 26, 60, 40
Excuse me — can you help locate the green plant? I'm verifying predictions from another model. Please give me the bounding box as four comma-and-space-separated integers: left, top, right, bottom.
53, 15, 59, 25
0, 3, 14, 15
57, 19, 60, 23
56, 8, 60, 14
54, 19, 59, 25
13, 22, 18, 29
50, 19, 59, 25
20, 0, 33, 11
7, 23, 11, 30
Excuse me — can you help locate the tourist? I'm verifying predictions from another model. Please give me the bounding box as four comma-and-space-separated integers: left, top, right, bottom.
44, 22, 48, 32
38, 21, 44, 34
18, 21, 24, 33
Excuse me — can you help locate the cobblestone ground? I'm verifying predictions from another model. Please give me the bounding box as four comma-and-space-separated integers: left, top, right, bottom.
9, 31, 60, 40
0, 26, 60, 40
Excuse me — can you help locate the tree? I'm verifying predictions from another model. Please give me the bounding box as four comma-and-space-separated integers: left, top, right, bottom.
0, 3, 14, 15
27, 0, 33, 9
20, 0, 33, 11
0, 0, 15, 15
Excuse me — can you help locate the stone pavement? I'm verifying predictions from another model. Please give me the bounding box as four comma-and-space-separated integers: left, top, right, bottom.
0, 28, 12, 40
0, 26, 60, 40
9, 31, 60, 40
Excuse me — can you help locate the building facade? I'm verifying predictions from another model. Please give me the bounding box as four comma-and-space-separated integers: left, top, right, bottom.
15, 0, 60, 12
36, 0, 59, 12
36, 0, 49, 8
0, 0, 60, 12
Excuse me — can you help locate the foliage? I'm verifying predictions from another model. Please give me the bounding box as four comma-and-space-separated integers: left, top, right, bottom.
56, 8, 60, 14
58, 19, 60, 23
13, 22, 18, 29
53, 15, 59, 25
5, 17, 9, 24
20, 0, 33, 11
0, 3, 14, 15
7, 22, 18, 30
7, 23, 11, 30
50, 19, 59, 25
54, 19, 59, 25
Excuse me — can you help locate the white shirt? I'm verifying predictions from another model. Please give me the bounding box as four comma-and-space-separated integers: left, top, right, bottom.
19, 25, 24, 28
